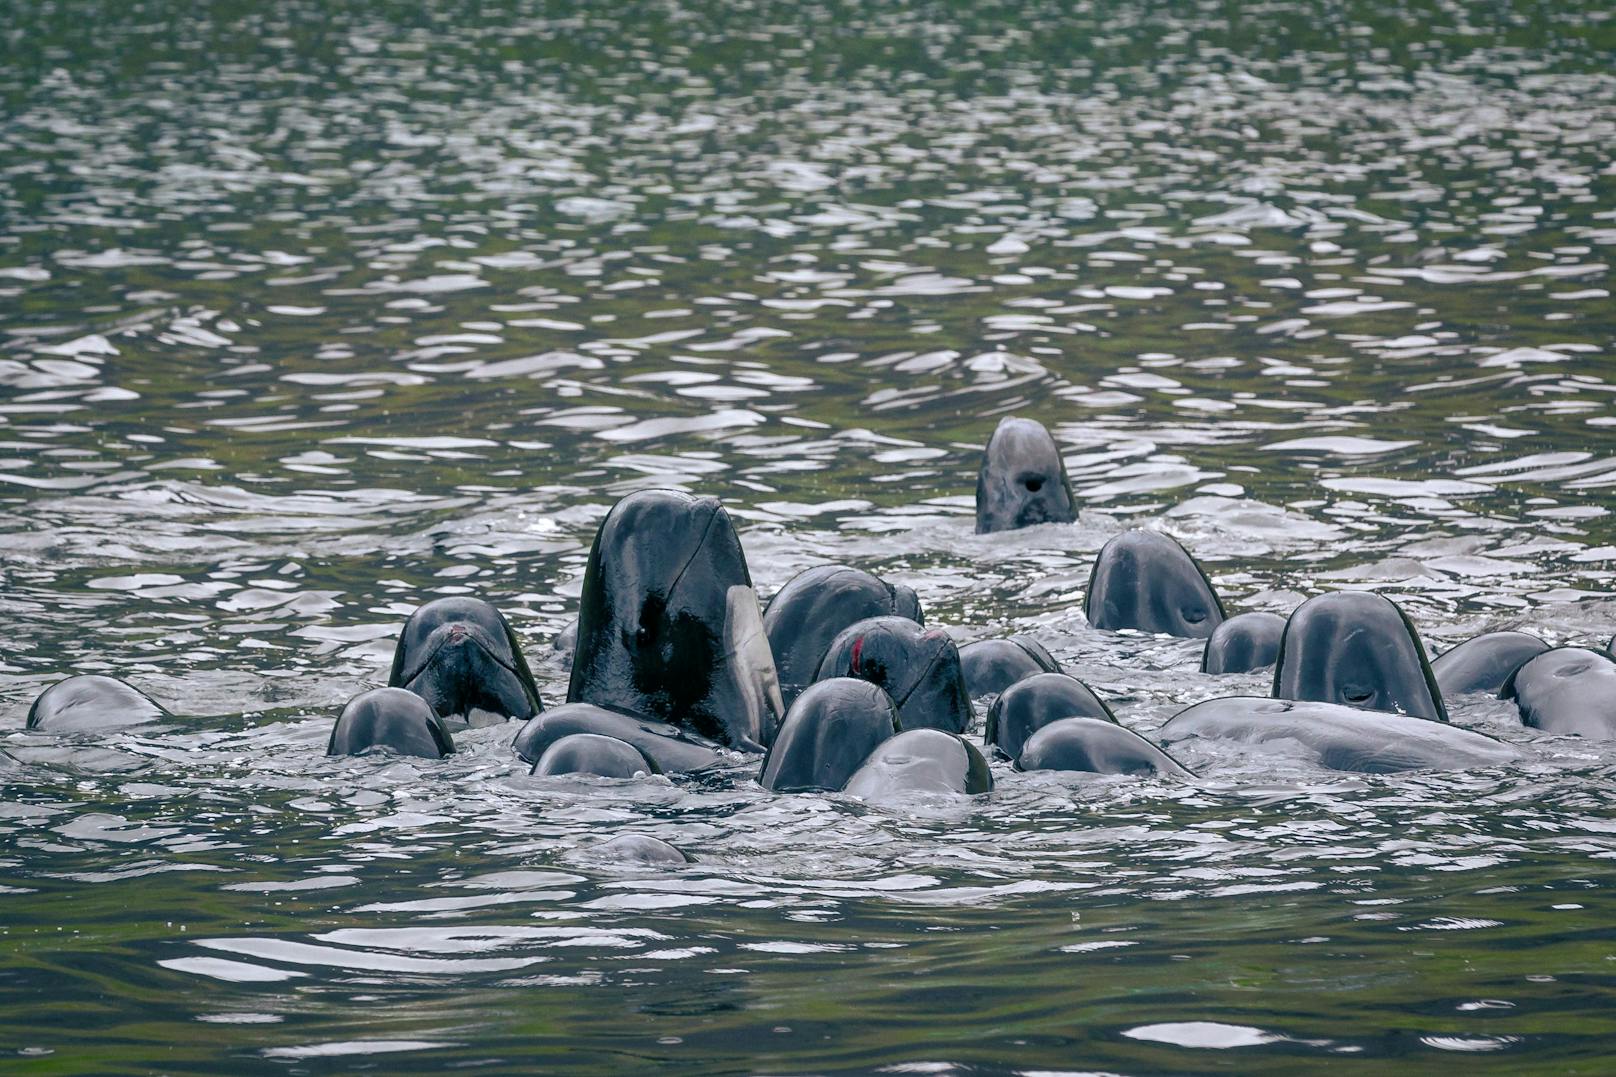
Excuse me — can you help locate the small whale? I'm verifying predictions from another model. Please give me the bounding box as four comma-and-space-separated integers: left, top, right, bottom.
1016, 716, 1193, 779
1501, 647, 1616, 740
975, 416, 1077, 533
1273, 591, 1446, 721
513, 702, 726, 773
568, 489, 783, 751
759, 678, 899, 793
1159, 696, 1515, 773
1085, 530, 1225, 638
26, 675, 168, 733
328, 687, 454, 759
1201, 612, 1287, 674
984, 672, 1116, 761
591, 833, 689, 865
532, 733, 660, 778
958, 636, 1061, 698
552, 619, 578, 669
843, 728, 994, 797
1432, 631, 1549, 697
815, 616, 973, 735
389, 597, 543, 727
763, 565, 922, 705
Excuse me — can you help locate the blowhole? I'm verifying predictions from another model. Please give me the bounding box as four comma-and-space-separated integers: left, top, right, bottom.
1023, 477, 1044, 493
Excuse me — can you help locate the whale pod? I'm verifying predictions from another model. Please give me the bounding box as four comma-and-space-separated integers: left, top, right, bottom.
328, 687, 454, 759
1159, 696, 1515, 772
759, 678, 899, 792
975, 417, 1077, 533
532, 733, 660, 778
1432, 631, 1549, 698
763, 565, 922, 704
959, 636, 1061, 698
842, 728, 994, 796
1501, 647, 1616, 740
513, 702, 726, 773
1016, 716, 1193, 779
1085, 530, 1225, 638
1273, 592, 1446, 721
568, 489, 783, 751
1201, 612, 1287, 674
984, 672, 1116, 761
26, 675, 168, 733
389, 597, 543, 727
815, 616, 973, 735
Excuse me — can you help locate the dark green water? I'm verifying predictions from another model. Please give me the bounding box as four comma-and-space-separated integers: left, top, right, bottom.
2, 0, 1615, 1072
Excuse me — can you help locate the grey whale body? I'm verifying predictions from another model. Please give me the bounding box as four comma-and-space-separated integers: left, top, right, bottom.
1016, 716, 1193, 779
1160, 696, 1517, 772
26, 675, 168, 733
513, 702, 727, 773
1502, 647, 1616, 740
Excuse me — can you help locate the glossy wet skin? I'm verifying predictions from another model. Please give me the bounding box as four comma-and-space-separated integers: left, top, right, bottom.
1084, 530, 1226, 638
1160, 697, 1517, 773
984, 672, 1116, 761
327, 687, 454, 759
958, 636, 1061, 698
1503, 648, 1616, 740
389, 597, 544, 727
588, 834, 688, 865
815, 616, 973, 735
1201, 612, 1287, 675
763, 565, 923, 703
25, 675, 168, 733
568, 489, 783, 751
842, 729, 994, 797
1016, 717, 1193, 779
1273, 592, 1447, 722
512, 702, 726, 774
1432, 631, 1549, 697
974, 417, 1078, 534
759, 677, 899, 792
531, 733, 659, 778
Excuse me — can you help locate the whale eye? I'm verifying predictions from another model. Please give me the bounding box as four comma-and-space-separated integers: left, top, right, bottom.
1183, 607, 1207, 625
1341, 684, 1373, 705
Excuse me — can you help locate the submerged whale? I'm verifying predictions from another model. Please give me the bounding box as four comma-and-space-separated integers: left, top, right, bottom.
975, 417, 1077, 533
26, 675, 168, 733
512, 702, 726, 773
1432, 631, 1549, 697
763, 565, 922, 705
815, 616, 973, 735
590, 833, 689, 864
328, 687, 454, 759
958, 636, 1061, 698
1273, 592, 1446, 721
1201, 612, 1286, 675
984, 672, 1116, 761
531, 733, 660, 778
1502, 647, 1616, 740
1085, 530, 1226, 638
1159, 696, 1515, 772
388, 597, 543, 727
842, 729, 994, 797
567, 489, 784, 751
759, 678, 899, 792
1016, 716, 1193, 779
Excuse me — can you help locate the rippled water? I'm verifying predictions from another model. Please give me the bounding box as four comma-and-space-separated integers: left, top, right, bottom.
3, 0, 1615, 1070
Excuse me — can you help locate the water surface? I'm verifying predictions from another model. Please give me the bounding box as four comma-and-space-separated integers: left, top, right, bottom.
2, 0, 1615, 1071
